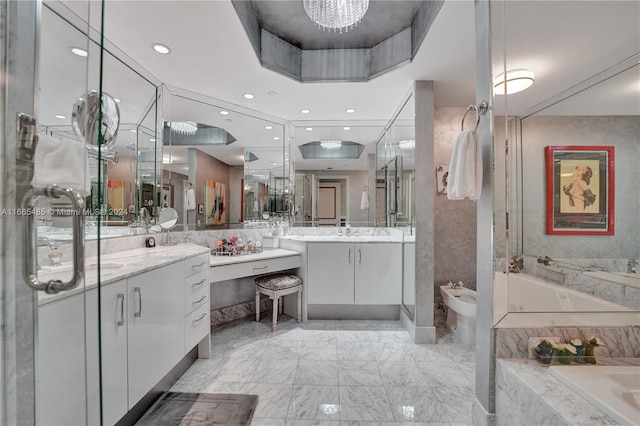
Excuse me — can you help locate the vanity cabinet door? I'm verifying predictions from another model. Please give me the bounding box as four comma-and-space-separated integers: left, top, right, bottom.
355, 243, 402, 304
307, 243, 354, 304
127, 262, 184, 408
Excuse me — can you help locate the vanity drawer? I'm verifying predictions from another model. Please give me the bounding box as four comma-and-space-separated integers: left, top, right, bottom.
184, 303, 210, 353
210, 255, 301, 282
184, 253, 210, 276
184, 272, 209, 315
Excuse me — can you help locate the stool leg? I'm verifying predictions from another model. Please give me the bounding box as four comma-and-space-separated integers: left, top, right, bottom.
272, 295, 278, 332
278, 296, 284, 315
297, 287, 302, 323
255, 289, 260, 322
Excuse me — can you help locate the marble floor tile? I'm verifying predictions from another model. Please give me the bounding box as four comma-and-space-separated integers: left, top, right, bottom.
252, 419, 286, 426
422, 384, 475, 423
262, 341, 303, 360
384, 386, 437, 422
370, 343, 414, 362
340, 422, 399, 426
285, 420, 340, 425
377, 361, 428, 387
299, 320, 338, 330
213, 357, 261, 383
408, 344, 448, 362
295, 360, 339, 386
252, 359, 299, 384
369, 331, 413, 344
337, 361, 383, 386
335, 330, 374, 343
299, 341, 338, 361
428, 343, 476, 362
415, 361, 474, 389
336, 343, 376, 362
302, 330, 338, 342
229, 383, 293, 419
338, 386, 394, 422
227, 340, 268, 358
287, 385, 341, 421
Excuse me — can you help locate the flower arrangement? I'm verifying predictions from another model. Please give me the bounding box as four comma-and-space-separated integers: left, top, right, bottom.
582, 337, 604, 364
534, 339, 555, 364
571, 339, 585, 364
553, 343, 577, 364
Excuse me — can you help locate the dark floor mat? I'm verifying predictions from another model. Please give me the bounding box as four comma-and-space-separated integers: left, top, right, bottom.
136, 392, 258, 426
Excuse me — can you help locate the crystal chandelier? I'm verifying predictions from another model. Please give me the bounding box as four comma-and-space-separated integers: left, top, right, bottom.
169, 121, 198, 135
303, 0, 369, 33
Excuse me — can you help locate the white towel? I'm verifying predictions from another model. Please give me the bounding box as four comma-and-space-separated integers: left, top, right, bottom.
253, 198, 259, 213
447, 130, 483, 200
185, 188, 196, 210
360, 189, 369, 210
31, 135, 90, 196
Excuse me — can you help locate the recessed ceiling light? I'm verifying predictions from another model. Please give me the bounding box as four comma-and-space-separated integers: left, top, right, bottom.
152, 43, 171, 54
54, 114, 66, 119
265, 125, 273, 130
493, 69, 535, 95
219, 110, 230, 115
70, 46, 88, 57
273, 136, 280, 140
345, 108, 356, 113
130, 129, 137, 133
343, 126, 351, 130
113, 98, 121, 103
243, 93, 255, 99
300, 109, 310, 114
272, 162, 278, 166
306, 127, 313, 131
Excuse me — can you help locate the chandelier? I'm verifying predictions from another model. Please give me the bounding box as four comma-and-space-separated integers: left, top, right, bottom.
303, 0, 369, 33
169, 121, 198, 135
320, 140, 342, 149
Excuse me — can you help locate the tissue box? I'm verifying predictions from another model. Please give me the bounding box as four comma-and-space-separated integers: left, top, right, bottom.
262, 236, 280, 249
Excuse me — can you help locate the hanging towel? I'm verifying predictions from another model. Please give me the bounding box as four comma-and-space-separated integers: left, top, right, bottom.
360, 189, 369, 210
447, 130, 483, 200
253, 198, 259, 213
185, 188, 196, 210
31, 135, 90, 196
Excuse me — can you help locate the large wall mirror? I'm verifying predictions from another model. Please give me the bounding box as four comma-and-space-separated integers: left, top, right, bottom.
39, 3, 159, 238
491, 1, 640, 325
161, 85, 287, 230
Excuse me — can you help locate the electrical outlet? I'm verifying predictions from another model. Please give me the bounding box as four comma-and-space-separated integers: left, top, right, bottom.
527, 336, 560, 359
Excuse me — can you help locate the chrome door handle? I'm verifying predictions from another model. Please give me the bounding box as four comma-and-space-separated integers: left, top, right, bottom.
192, 295, 207, 305
134, 287, 142, 318
359, 249, 362, 264
252, 265, 268, 271
348, 249, 351, 264
192, 278, 207, 287
192, 312, 207, 324
117, 293, 125, 326
23, 185, 85, 294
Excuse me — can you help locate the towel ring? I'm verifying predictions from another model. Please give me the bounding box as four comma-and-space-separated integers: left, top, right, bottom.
461, 101, 489, 133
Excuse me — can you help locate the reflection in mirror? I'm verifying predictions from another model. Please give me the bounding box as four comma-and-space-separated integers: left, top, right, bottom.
38, 4, 158, 240
161, 86, 286, 230
158, 207, 179, 246
491, 0, 640, 323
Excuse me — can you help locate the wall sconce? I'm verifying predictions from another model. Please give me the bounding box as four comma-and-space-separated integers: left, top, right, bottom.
493, 69, 535, 95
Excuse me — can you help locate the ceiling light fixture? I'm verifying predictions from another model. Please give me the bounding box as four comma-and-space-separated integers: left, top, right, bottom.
306, 127, 313, 131
169, 121, 198, 135
345, 108, 356, 113
243, 93, 255, 99
219, 110, 230, 115
493, 69, 535, 95
273, 136, 280, 140
343, 126, 351, 130
70, 46, 88, 57
113, 98, 121, 103
303, 0, 369, 33
152, 43, 171, 54
265, 126, 273, 130
398, 139, 415, 150
54, 114, 66, 119
321, 140, 342, 149
301, 109, 311, 114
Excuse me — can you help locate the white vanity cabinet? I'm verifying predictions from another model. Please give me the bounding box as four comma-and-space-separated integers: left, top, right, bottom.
127, 261, 184, 408
183, 253, 211, 355
307, 242, 402, 305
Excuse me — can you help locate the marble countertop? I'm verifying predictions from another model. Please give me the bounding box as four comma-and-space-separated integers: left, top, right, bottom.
497, 359, 620, 424
210, 248, 300, 266
282, 235, 402, 243
37, 243, 210, 306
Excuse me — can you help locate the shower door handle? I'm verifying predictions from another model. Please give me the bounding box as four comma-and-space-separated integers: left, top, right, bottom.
23, 185, 85, 294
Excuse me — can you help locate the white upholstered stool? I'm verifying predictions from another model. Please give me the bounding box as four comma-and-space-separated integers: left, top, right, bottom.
255, 274, 302, 331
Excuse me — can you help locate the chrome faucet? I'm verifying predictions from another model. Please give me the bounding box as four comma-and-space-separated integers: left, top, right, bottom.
628, 259, 638, 274
346, 226, 351, 237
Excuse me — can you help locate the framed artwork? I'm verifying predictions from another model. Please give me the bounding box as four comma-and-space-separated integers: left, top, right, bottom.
545, 145, 614, 235
107, 180, 125, 221
162, 183, 174, 208
205, 179, 226, 224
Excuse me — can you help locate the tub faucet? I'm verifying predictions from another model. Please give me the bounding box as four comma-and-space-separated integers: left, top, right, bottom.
628, 259, 638, 274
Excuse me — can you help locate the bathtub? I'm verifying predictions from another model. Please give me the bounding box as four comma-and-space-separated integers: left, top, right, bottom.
507, 273, 632, 312
494, 273, 639, 328
548, 365, 640, 425
584, 270, 640, 288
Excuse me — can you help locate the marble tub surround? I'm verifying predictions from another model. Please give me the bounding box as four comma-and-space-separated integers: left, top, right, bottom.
496, 326, 640, 359
36, 243, 210, 305
496, 359, 619, 425
171, 316, 476, 424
